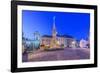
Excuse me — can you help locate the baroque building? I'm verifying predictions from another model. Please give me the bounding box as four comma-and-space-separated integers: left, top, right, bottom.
40, 16, 76, 49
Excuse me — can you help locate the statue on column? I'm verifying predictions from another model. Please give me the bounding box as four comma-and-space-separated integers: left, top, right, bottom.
50, 16, 59, 48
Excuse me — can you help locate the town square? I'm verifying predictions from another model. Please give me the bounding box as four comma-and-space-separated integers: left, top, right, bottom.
22, 10, 90, 62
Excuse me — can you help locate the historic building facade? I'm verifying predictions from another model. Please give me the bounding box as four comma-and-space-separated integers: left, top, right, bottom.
40, 17, 76, 48
41, 35, 76, 48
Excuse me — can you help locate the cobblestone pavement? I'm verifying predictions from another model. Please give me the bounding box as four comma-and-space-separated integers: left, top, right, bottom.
22, 48, 90, 62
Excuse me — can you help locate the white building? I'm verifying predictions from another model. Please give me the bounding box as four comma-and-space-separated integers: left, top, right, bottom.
79, 39, 88, 48
40, 16, 76, 49
41, 35, 75, 48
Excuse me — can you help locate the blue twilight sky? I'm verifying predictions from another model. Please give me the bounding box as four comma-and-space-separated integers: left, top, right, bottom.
22, 10, 90, 40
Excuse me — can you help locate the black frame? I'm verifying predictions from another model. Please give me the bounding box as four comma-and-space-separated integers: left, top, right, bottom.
11, 1, 97, 72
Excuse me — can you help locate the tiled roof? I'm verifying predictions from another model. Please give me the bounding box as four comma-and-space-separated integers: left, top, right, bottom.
57, 35, 73, 38
42, 34, 74, 38
42, 35, 52, 38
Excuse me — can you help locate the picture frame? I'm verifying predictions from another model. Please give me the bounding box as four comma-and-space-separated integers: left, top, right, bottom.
11, 1, 97, 72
